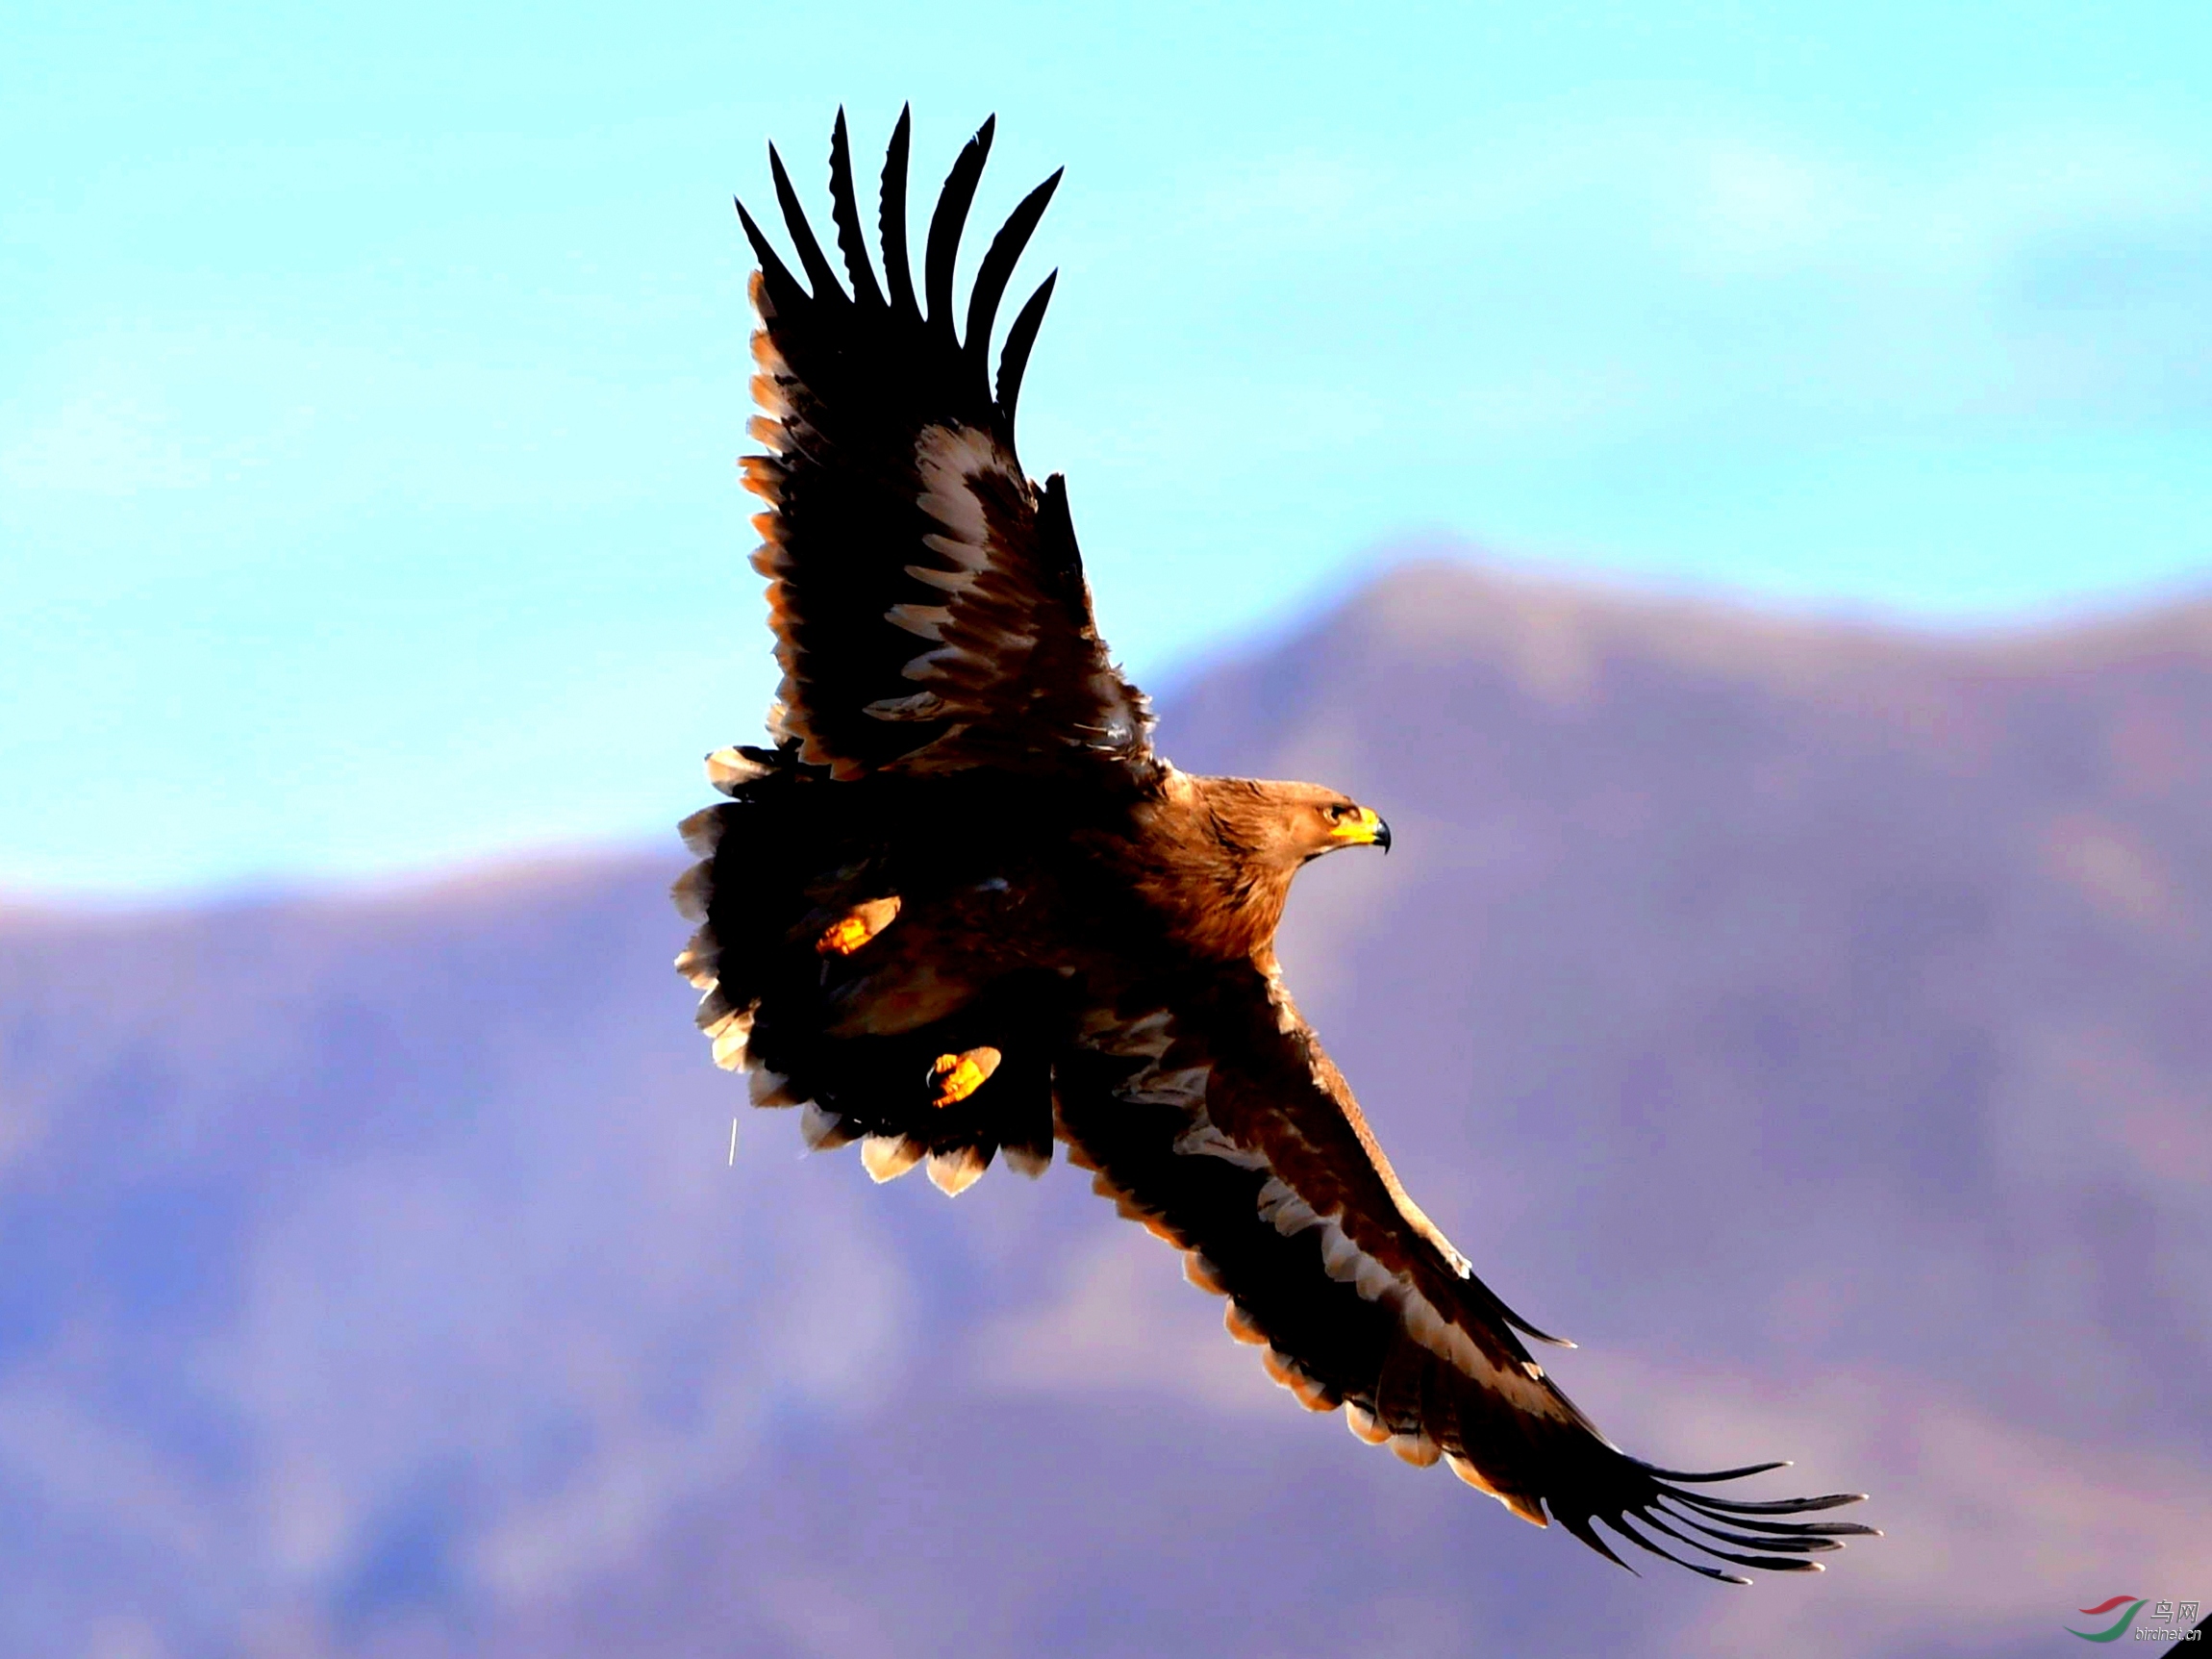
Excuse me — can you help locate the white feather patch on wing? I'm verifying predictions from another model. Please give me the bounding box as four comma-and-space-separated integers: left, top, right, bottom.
1077, 1007, 1174, 1060
861, 1134, 923, 1183
1086, 1012, 1251, 1173
862, 691, 947, 721
894, 424, 1052, 708
799, 1102, 857, 1150
1248, 1186, 1566, 1419
1171, 1109, 1269, 1170
1122, 1064, 1209, 1108
885, 603, 953, 641
710, 1010, 754, 1071
675, 928, 718, 990
747, 1068, 801, 1108
1447, 1452, 1551, 1527
902, 560, 977, 596
1260, 1347, 1337, 1412
670, 862, 713, 920
1389, 1432, 1444, 1468
1260, 966, 1480, 1284
747, 370, 793, 424
1001, 1143, 1051, 1179
926, 1145, 989, 1196
915, 424, 1011, 553
1182, 1252, 1228, 1295
705, 746, 769, 793
918, 533, 989, 572
1259, 957, 1302, 1035
1072, 1001, 1566, 1426
678, 806, 723, 857
1345, 1401, 1392, 1445
901, 641, 1007, 685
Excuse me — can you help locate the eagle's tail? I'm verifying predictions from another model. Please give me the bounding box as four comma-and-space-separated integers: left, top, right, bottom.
673, 742, 1057, 1194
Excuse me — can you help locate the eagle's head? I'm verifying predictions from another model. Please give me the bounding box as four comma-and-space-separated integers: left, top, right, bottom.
1199, 777, 1393, 870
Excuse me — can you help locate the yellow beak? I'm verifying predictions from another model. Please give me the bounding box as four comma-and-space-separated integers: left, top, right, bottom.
1330, 807, 1392, 851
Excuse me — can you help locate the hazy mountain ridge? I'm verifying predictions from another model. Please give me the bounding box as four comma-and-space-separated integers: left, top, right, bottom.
4, 562, 2209, 1658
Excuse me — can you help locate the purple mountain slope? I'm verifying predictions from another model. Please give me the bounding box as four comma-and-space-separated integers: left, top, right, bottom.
3, 561, 2208, 1658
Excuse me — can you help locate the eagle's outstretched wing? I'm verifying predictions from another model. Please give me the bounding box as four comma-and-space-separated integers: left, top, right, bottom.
736, 109, 1154, 785
1055, 958, 1877, 1583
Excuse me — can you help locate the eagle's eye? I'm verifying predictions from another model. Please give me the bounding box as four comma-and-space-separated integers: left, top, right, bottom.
1322, 804, 1350, 823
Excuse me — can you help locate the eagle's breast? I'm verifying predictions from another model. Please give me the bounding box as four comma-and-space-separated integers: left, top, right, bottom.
1110, 767, 1295, 965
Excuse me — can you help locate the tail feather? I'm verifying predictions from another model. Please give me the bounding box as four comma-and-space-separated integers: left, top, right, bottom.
673, 742, 1060, 1185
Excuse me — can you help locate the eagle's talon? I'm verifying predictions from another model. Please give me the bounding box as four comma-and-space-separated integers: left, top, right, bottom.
927, 1045, 1001, 1107
817, 896, 901, 956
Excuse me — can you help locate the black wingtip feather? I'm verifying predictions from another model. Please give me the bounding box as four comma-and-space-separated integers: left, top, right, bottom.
1558, 1512, 1638, 1575
880, 105, 917, 316
1546, 1460, 1876, 1582
1646, 1508, 1833, 1571
751, 110, 1068, 434
1644, 1459, 1792, 1484
966, 167, 1063, 372
1673, 1489, 1869, 1517
828, 110, 885, 309
734, 196, 803, 313
1662, 1502, 1876, 1543
1505, 1312, 1576, 1347
1608, 1515, 1752, 1585
1643, 1506, 1772, 1560
994, 270, 1056, 423
1687, 1530, 1846, 1559
1457, 1264, 1573, 1348
1664, 1501, 1878, 1538
1668, 1513, 1845, 1555
768, 143, 844, 303
924, 114, 996, 333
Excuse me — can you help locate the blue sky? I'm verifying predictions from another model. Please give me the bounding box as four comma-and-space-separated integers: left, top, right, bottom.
5, 0, 2209, 894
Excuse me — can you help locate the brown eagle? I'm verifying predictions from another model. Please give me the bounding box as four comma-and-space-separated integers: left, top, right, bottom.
674, 109, 1875, 1583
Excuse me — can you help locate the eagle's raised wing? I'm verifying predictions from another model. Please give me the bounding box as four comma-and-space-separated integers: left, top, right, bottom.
736, 110, 1154, 785
1055, 958, 1877, 1583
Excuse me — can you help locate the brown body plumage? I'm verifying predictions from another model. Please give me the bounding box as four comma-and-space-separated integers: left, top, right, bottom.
674, 109, 1876, 1583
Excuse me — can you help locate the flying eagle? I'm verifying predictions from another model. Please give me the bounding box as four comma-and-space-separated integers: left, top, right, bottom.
674, 109, 1875, 1583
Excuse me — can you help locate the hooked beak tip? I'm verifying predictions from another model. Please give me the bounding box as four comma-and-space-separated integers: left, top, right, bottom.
1375, 817, 1392, 854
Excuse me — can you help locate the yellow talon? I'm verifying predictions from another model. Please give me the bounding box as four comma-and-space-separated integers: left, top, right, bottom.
817, 895, 900, 956
927, 1045, 1002, 1107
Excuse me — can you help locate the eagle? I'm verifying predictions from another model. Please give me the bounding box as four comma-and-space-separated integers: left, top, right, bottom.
674, 109, 1875, 1583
